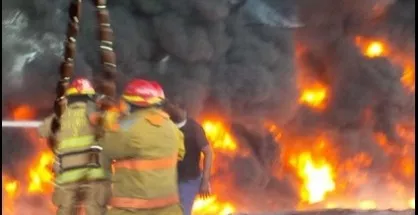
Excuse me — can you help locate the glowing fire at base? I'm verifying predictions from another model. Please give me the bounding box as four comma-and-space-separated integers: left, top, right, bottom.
27, 152, 54, 193
2, 109, 415, 214
289, 152, 336, 204
359, 200, 377, 210
4, 180, 18, 196
2, 118, 239, 215
193, 196, 236, 215
3, 176, 18, 215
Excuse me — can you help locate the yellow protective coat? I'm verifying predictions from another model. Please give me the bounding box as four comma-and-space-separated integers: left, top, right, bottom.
100, 107, 185, 215
38, 102, 111, 185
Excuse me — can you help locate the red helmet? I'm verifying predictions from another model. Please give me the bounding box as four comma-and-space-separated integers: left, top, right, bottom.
122, 79, 165, 107
66, 78, 95, 96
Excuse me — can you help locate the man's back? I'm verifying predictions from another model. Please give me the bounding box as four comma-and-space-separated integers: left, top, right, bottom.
174, 117, 212, 215
177, 118, 208, 181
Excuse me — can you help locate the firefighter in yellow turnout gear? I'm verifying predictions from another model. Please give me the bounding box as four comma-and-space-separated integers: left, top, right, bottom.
100, 79, 185, 215
38, 78, 111, 215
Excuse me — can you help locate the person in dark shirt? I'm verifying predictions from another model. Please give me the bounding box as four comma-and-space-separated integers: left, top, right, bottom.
164, 98, 213, 215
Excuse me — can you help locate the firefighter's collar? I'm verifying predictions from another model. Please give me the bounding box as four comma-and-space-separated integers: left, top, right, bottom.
176, 119, 187, 128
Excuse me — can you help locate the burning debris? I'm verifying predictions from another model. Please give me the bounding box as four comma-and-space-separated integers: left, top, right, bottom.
2, 0, 415, 214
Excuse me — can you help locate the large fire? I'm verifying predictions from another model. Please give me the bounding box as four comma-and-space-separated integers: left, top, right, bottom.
1, 35, 415, 215
3, 104, 415, 214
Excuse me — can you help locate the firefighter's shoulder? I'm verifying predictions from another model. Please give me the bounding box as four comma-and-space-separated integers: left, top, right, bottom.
144, 109, 170, 126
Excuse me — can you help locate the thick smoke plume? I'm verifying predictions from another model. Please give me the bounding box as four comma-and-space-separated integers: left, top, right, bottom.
2, 0, 415, 212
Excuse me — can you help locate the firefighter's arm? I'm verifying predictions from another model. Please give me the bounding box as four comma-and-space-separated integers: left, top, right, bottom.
37, 115, 54, 138
86, 100, 100, 125
99, 129, 136, 160
175, 128, 185, 161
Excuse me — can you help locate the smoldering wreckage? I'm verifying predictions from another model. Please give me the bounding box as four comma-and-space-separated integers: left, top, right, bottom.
1, 0, 415, 214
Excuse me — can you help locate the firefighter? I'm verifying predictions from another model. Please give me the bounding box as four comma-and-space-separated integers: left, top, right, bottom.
99, 79, 185, 215
38, 78, 111, 215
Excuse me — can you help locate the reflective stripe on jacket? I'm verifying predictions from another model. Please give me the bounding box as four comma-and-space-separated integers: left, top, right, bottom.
100, 107, 185, 209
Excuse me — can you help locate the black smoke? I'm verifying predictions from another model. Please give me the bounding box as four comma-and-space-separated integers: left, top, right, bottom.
2, 0, 415, 211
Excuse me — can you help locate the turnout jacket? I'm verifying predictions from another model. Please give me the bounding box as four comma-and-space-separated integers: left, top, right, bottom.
100, 107, 185, 209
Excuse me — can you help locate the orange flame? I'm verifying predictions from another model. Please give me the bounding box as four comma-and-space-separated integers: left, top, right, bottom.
290, 153, 336, 204
202, 120, 237, 153
3, 175, 20, 214
190, 119, 238, 214
359, 200, 377, 210
401, 64, 415, 92
193, 195, 236, 215
365, 42, 385, 58
355, 36, 415, 92
4, 179, 19, 197
355, 37, 387, 58
299, 84, 328, 110
288, 144, 336, 204
12, 105, 36, 120
269, 122, 414, 210
2, 107, 415, 213
27, 152, 54, 193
